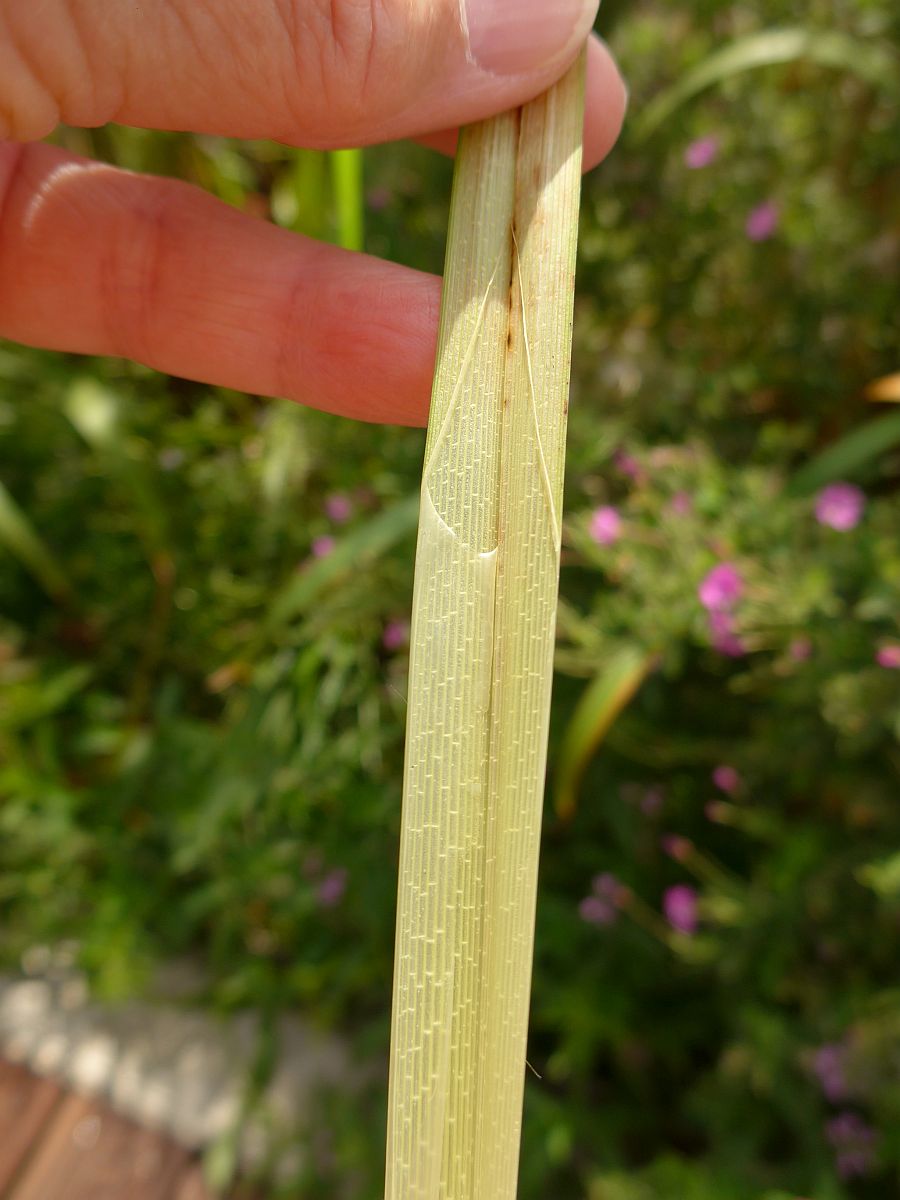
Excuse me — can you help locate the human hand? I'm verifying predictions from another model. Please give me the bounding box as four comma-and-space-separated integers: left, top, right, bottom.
0, 0, 627, 425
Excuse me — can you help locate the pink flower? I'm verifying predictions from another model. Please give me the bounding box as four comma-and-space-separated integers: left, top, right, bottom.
591, 872, 629, 904
684, 135, 719, 169
366, 187, 391, 212
661, 834, 692, 862
876, 643, 900, 669
745, 201, 779, 242
699, 563, 743, 611
663, 884, 698, 935
707, 611, 747, 658
311, 535, 336, 559
325, 493, 353, 523
712, 765, 741, 795
579, 895, 617, 926
641, 786, 665, 815
578, 892, 619, 926
383, 620, 410, 652
614, 450, 642, 480
813, 1043, 849, 1103
669, 491, 693, 516
316, 867, 348, 908
590, 505, 622, 546
790, 637, 813, 661
826, 1112, 878, 1179
815, 482, 865, 531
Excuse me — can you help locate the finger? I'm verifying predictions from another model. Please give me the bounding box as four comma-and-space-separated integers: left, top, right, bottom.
419, 35, 627, 172
0, 142, 439, 426
2, 0, 603, 147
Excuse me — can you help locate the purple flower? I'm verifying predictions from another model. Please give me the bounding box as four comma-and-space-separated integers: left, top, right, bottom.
325, 492, 353, 523
591, 872, 621, 899
316, 867, 348, 908
669, 491, 693, 517
707, 610, 748, 658
590, 505, 622, 546
826, 1112, 878, 1179
712, 765, 741, 795
311, 535, 336, 559
815, 482, 865, 531
614, 450, 642, 480
641, 786, 665, 815
745, 201, 779, 242
579, 895, 617, 926
661, 834, 692, 862
383, 620, 410, 651
877, 643, 900, 669
813, 1043, 849, 1103
790, 637, 813, 662
699, 563, 744, 612
684, 135, 719, 169
366, 187, 391, 212
663, 884, 698, 935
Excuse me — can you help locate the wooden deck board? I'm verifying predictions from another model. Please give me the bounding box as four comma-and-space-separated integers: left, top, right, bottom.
0, 1062, 64, 1194
8, 1092, 192, 1200
0, 1061, 264, 1200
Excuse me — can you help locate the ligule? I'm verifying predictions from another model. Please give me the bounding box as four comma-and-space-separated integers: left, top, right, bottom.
386, 52, 587, 1200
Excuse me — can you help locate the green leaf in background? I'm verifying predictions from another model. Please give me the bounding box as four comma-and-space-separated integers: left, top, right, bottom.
787, 410, 900, 495
330, 148, 365, 252
0, 478, 72, 602
857, 853, 900, 899
264, 495, 418, 631
637, 28, 899, 138
554, 644, 656, 821
271, 147, 365, 250
65, 377, 170, 555
0, 664, 93, 731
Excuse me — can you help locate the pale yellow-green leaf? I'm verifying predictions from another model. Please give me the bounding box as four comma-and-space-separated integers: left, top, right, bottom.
386, 53, 586, 1200
554, 645, 657, 822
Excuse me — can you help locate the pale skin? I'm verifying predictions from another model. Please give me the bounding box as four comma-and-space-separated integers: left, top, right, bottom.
0, 0, 626, 426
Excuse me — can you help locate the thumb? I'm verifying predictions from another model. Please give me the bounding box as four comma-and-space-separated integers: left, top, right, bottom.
1, 0, 601, 146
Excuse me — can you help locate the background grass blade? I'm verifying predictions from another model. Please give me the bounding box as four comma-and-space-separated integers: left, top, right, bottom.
330, 148, 365, 252
554, 645, 657, 822
637, 27, 898, 138
0, 478, 71, 602
264, 495, 418, 631
788, 411, 900, 495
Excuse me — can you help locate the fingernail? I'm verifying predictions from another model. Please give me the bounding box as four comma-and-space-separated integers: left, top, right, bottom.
463, 0, 600, 76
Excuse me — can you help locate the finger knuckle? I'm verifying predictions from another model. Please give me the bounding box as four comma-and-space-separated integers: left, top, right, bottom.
297, 0, 393, 132
0, 8, 60, 139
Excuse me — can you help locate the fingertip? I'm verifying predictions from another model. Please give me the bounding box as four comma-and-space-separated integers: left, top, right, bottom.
416, 36, 626, 173
582, 35, 628, 172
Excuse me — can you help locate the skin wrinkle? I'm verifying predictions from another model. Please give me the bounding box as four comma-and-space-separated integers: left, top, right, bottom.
274, 260, 316, 406
51, 0, 105, 126
271, 0, 304, 134
0, 7, 60, 138
2, 0, 622, 153
103, 187, 174, 364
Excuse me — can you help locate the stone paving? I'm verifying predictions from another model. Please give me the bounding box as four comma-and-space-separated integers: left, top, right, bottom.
0, 950, 362, 1176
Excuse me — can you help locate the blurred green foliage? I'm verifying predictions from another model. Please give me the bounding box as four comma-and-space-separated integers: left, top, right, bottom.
2, 0, 900, 1197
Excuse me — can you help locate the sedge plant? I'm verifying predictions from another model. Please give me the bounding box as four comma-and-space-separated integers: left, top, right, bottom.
385, 52, 587, 1200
